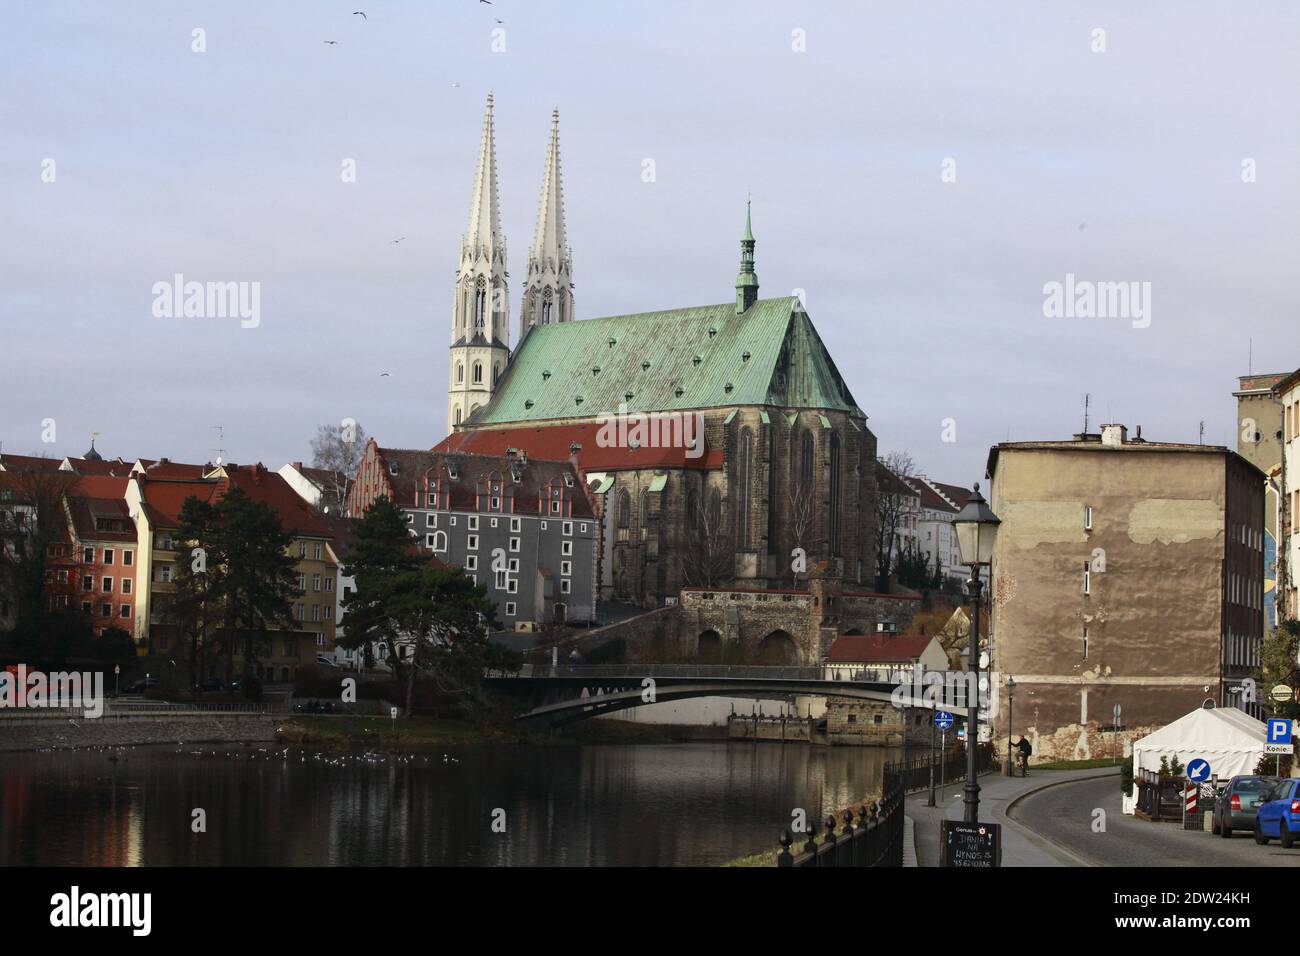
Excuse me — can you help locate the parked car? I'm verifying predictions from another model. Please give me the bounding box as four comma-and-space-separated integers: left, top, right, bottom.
1213, 775, 1278, 838
121, 676, 159, 694
315, 654, 340, 669
199, 677, 226, 693
1254, 778, 1300, 847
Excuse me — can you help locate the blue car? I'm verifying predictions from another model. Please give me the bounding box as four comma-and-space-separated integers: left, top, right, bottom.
1254, 778, 1300, 847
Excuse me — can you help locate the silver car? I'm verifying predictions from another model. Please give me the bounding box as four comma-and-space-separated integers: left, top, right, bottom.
1212, 775, 1279, 838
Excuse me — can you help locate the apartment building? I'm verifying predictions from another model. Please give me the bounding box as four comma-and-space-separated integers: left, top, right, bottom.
987, 424, 1266, 741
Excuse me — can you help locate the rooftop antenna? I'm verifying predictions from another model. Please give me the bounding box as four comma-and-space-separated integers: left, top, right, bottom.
1248, 338, 1253, 375
1082, 393, 1090, 433
210, 425, 225, 464
1198, 420, 1205, 445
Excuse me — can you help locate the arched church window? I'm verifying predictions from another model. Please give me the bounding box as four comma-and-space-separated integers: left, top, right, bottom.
493, 364, 501, 385
738, 427, 754, 549
454, 406, 462, 426
616, 489, 631, 542
828, 433, 842, 553
542, 287, 553, 325
474, 278, 487, 328
455, 363, 463, 384
472, 362, 483, 384
800, 431, 815, 489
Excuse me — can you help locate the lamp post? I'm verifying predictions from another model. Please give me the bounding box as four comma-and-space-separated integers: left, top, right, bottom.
953, 482, 1001, 825
1004, 676, 1016, 775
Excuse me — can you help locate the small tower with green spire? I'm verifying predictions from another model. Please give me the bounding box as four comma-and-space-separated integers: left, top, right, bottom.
735, 199, 759, 314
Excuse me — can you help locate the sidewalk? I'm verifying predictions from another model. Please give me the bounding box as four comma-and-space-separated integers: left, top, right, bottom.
906, 768, 1117, 867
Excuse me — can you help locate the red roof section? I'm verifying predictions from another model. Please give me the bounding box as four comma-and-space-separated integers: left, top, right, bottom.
224, 465, 334, 537
434, 422, 723, 471
0, 454, 63, 473
826, 634, 935, 663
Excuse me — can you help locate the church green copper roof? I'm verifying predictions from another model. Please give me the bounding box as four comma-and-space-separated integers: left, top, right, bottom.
465, 296, 864, 426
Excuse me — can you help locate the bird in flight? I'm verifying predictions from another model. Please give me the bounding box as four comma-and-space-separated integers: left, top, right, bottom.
323, 40, 339, 45
391, 237, 406, 244
379, 371, 391, 377
353, 10, 367, 19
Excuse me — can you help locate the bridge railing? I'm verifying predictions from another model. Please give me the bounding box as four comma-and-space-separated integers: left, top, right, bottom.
509, 664, 849, 681
778, 764, 905, 868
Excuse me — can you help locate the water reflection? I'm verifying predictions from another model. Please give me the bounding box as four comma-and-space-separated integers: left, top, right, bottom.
0, 742, 908, 866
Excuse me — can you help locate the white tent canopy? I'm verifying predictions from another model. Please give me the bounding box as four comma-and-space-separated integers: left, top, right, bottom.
1127, 706, 1268, 813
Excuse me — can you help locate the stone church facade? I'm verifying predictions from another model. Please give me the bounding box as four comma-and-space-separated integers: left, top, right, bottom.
438, 96, 880, 608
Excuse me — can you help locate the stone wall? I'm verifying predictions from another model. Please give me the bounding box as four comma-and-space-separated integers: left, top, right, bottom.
0, 714, 278, 752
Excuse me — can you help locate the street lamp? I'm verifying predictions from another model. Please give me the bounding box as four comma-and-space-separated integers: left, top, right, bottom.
953, 481, 1001, 824
1004, 676, 1017, 776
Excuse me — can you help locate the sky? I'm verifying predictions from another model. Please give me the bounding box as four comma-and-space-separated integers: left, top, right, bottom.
2, 0, 1297, 487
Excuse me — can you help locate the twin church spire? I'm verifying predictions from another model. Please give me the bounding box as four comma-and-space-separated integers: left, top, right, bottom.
448, 94, 573, 431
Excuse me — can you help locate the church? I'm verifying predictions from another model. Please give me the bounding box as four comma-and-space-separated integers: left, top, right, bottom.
436, 95, 880, 607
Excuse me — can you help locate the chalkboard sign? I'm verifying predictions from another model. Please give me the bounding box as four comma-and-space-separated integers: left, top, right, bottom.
940, 820, 1001, 868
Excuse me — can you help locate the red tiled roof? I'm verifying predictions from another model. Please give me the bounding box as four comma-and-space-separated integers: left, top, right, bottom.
434, 422, 723, 472
136, 459, 213, 480
64, 457, 134, 477
0, 454, 63, 473
826, 634, 935, 663
67, 496, 136, 543
72, 476, 129, 499
136, 478, 223, 527
224, 466, 334, 537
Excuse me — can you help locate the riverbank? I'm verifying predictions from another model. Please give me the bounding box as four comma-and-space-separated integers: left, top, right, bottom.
274, 714, 704, 750
0, 713, 277, 752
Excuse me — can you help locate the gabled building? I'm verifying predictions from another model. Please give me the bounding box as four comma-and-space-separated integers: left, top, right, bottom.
902, 476, 971, 588
348, 441, 597, 628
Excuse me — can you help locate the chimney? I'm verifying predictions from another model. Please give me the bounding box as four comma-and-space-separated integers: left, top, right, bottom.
293, 461, 303, 471
1100, 424, 1128, 447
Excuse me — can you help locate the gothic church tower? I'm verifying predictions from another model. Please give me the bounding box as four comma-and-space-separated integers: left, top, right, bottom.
448, 94, 511, 430
519, 109, 574, 336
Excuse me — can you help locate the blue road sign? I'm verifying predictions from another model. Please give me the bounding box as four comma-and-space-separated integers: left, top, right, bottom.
1268, 718, 1292, 744
934, 711, 954, 731
1187, 758, 1211, 782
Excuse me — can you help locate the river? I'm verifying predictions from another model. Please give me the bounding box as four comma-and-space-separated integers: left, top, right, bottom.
0, 741, 910, 866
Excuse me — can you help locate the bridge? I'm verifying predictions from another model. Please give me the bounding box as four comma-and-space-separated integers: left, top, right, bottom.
487, 664, 976, 727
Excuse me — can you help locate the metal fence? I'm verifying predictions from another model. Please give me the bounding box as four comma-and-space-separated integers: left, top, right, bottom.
891, 741, 998, 794
515, 663, 836, 681
778, 764, 905, 868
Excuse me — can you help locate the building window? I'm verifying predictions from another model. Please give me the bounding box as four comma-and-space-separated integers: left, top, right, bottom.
57, 570, 68, 584
120, 604, 131, 618
508, 558, 519, 573
467, 535, 479, 551
81, 601, 92, 615
312, 605, 322, 622
473, 362, 483, 384
561, 561, 572, 576
313, 543, 322, 560
1082, 627, 1089, 659
580, 523, 587, 533
1084, 505, 1093, 531
563, 521, 573, 536
1083, 562, 1091, 595
121, 579, 131, 595
466, 554, 478, 571
298, 541, 307, 558
828, 433, 842, 552
325, 577, 333, 592
83, 547, 94, 563
427, 513, 437, 528
102, 576, 113, 593
509, 537, 520, 553
433, 531, 448, 552
511, 517, 521, 532
507, 578, 518, 594
469, 515, 479, 531
562, 540, 573, 556
296, 604, 305, 621
159, 565, 172, 583
123, 551, 133, 566
495, 569, 508, 590
101, 602, 112, 617
505, 602, 516, 616
561, 579, 571, 594
103, 548, 114, 565
738, 427, 754, 549
490, 517, 498, 528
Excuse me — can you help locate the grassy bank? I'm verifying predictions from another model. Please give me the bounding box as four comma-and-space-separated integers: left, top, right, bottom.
275, 714, 684, 751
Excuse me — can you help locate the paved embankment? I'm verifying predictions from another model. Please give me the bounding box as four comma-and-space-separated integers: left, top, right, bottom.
0, 713, 278, 751
907, 768, 1114, 866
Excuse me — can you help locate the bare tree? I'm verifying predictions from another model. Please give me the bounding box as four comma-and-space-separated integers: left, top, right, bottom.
786, 479, 825, 587
677, 481, 733, 588
310, 421, 365, 514
874, 451, 918, 591
0, 465, 79, 636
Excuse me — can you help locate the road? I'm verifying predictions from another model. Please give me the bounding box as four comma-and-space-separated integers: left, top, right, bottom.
1010, 773, 1300, 867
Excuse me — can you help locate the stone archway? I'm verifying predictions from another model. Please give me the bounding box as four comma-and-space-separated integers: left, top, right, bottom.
697, 629, 722, 662
758, 629, 798, 664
